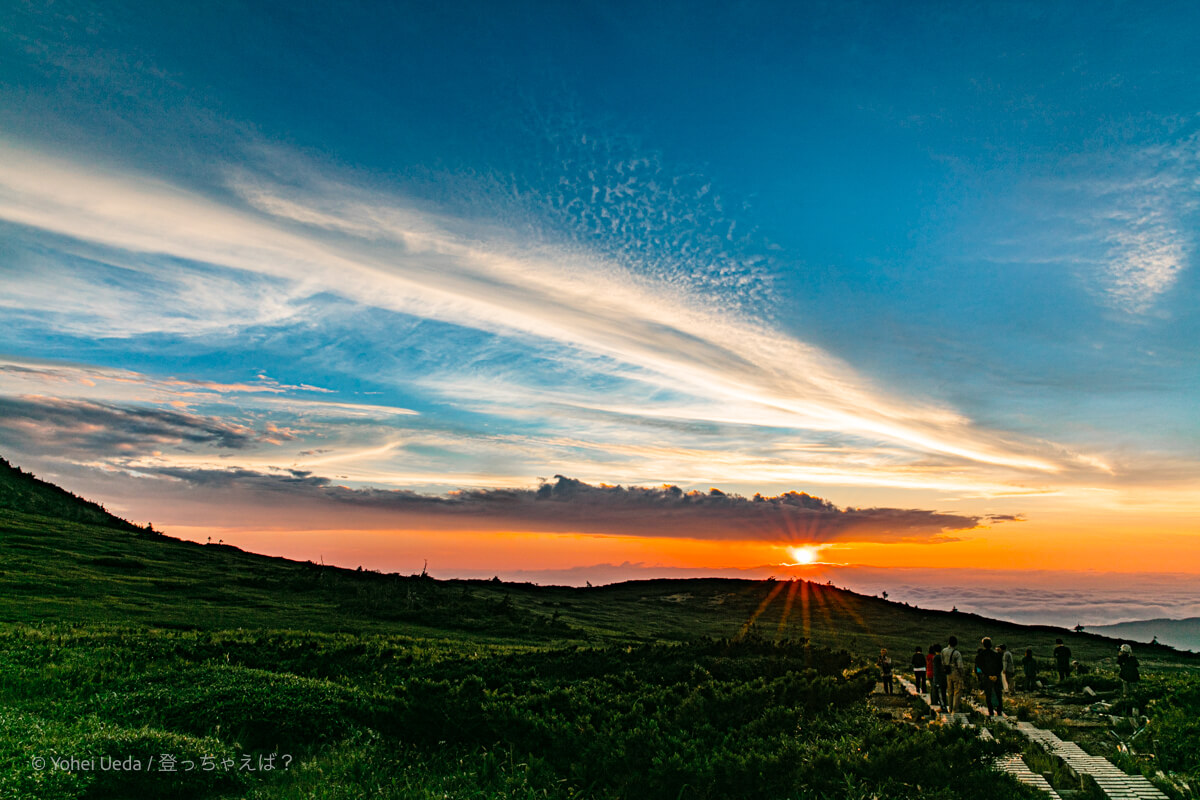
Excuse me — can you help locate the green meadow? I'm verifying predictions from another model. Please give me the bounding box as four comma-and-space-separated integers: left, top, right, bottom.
2, 458, 1198, 799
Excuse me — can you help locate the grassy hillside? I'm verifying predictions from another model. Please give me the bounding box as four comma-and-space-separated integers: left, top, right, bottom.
0, 457, 145, 532
2, 459, 1198, 799
1, 501, 1191, 669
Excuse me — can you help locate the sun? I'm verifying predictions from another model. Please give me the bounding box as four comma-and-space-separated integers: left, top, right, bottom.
786, 545, 821, 565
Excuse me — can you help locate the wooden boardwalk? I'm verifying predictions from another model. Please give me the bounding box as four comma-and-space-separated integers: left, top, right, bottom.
1016, 722, 1167, 800
895, 677, 1167, 800
995, 752, 1063, 800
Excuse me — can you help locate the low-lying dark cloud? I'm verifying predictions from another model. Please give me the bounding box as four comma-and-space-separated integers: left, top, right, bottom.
0, 395, 258, 455
139, 468, 987, 543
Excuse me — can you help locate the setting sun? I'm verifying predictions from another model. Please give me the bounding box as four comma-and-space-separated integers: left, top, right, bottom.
786, 545, 821, 565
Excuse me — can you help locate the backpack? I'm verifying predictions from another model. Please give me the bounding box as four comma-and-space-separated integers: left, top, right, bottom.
942, 648, 964, 678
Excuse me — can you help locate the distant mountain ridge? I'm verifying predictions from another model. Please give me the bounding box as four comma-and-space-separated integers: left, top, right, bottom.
1, 452, 1197, 669
0, 456, 144, 532
1089, 617, 1200, 653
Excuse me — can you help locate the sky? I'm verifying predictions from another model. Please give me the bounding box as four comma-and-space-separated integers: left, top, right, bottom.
2, 1, 1198, 626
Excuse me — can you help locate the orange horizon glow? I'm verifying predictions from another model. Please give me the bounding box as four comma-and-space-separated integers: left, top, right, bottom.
166, 515, 1200, 578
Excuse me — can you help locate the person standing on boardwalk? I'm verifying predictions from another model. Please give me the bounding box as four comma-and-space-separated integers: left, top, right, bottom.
1117, 644, 1140, 697
877, 648, 894, 694
928, 643, 947, 710
942, 636, 966, 713
1022, 648, 1038, 691
999, 643, 1016, 693
975, 637, 1004, 715
1053, 638, 1072, 682
911, 646, 927, 693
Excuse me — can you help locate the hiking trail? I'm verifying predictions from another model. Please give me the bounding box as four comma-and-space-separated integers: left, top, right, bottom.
893, 677, 1168, 800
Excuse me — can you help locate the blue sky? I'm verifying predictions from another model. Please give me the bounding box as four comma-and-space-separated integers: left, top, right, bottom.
1, 1, 1199, 592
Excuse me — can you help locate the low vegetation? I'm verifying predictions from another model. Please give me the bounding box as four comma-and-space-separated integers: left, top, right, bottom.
2, 457, 1198, 798
1, 627, 1049, 799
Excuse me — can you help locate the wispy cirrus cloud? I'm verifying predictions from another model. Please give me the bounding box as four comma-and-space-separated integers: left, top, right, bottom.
0, 353, 1075, 497
1098, 209, 1187, 315
999, 131, 1199, 317
0, 358, 409, 416
0, 225, 314, 338
1083, 156, 1194, 315
0, 139, 1089, 480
